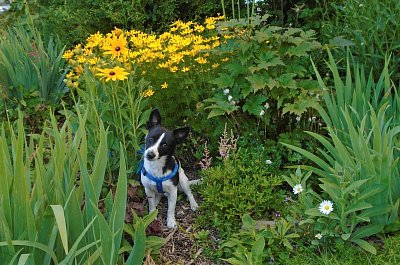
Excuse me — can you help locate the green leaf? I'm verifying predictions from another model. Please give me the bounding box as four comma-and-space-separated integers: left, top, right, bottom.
351, 224, 384, 240
350, 239, 377, 254
242, 95, 267, 116
210, 73, 235, 88
345, 202, 372, 215
277, 73, 296, 88
126, 219, 146, 265
50, 205, 69, 254
245, 74, 266, 94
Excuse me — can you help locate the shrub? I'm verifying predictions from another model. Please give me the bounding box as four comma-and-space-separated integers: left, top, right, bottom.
198, 145, 286, 237
205, 15, 322, 136
63, 17, 226, 132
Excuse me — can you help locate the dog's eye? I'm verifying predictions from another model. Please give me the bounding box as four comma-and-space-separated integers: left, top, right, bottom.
162, 143, 168, 148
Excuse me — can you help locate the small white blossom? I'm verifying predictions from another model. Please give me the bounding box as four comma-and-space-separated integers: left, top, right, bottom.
264, 102, 270, 109
315, 233, 323, 240
230, 100, 236, 105
223, 89, 230, 95
228, 95, 233, 101
293, 184, 303, 194
265, 159, 272, 165
296, 116, 301, 122
259, 110, 265, 116
319, 200, 334, 215
311, 116, 316, 122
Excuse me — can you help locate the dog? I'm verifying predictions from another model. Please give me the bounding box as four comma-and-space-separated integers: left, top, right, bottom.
140, 108, 199, 228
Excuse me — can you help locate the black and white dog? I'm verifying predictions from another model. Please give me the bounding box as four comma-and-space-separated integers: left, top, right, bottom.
140, 109, 198, 228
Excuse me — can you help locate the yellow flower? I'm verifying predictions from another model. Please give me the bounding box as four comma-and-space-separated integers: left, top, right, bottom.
96, 66, 129, 82
112, 27, 124, 37
194, 25, 205, 32
63, 50, 74, 60
195, 57, 208, 64
103, 34, 129, 59
212, 63, 220, 68
169, 66, 178, 73
181, 66, 190, 72
161, 82, 168, 89
222, 57, 229, 62
143, 88, 155, 97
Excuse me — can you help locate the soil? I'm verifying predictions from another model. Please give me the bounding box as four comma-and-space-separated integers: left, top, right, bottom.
125, 160, 219, 265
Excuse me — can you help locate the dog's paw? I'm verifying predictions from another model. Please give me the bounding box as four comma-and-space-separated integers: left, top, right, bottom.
190, 201, 199, 211
167, 217, 177, 229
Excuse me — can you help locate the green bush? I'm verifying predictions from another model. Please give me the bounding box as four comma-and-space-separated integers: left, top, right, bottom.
198, 146, 286, 237
206, 16, 322, 135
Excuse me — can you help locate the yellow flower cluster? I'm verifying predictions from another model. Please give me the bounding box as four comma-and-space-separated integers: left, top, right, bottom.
63, 15, 226, 97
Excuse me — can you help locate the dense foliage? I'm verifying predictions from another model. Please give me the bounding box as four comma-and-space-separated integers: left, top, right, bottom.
1, 0, 400, 264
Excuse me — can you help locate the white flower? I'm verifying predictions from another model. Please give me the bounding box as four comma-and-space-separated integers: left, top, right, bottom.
293, 184, 303, 195
264, 102, 270, 109
265, 159, 272, 165
259, 110, 265, 116
228, 95, 233, 101
315, 233, 323, 240
319, 200, 334, 215
223, 88, 230, 95
311, 116, 316, 122
296, 116, 301, 122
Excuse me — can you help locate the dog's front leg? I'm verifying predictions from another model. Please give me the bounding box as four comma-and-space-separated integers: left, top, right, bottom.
166, 188, 178, 228
144, 187, 157, 213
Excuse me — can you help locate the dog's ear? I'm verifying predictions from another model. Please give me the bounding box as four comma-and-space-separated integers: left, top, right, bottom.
147, 108, 162, 129
173, 126, 191, 144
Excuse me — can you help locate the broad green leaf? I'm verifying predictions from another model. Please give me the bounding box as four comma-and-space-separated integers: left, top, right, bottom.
245, 74, 266, 94
345, 202, 372, 215
210, 73, 235, 88
350, 239, 377, 254
351, 224, 384, 240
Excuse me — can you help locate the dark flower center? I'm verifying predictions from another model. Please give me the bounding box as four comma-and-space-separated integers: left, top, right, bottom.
115, 46, 121, 51
109, 71, 115, 76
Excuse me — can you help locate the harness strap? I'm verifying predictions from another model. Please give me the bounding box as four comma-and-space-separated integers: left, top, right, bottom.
142, 163, 179, 193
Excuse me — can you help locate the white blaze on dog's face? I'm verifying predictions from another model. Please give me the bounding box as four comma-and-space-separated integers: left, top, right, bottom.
144, 109, 190, 161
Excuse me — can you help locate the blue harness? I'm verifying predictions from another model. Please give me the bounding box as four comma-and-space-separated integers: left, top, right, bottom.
136, 146, 179, 193
141, 163, 179, 193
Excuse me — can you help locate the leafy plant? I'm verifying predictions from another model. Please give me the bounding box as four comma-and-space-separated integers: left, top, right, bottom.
0, 25, 67, 104
67, 72, 151, 174
206, 15, 322, 127
282, 52, 400, 254
0, 109, 146, 264
122, 210, 165, 259
198, 145, 285, 237
220, 214, 300, 264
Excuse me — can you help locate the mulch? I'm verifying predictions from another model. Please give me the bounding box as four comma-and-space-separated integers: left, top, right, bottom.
125, 166, 219, 265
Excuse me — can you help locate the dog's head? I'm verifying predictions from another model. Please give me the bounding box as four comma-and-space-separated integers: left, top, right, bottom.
144, 108, 190, 161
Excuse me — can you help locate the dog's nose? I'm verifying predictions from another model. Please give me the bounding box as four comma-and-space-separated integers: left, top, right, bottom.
146, 152, 156, 160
